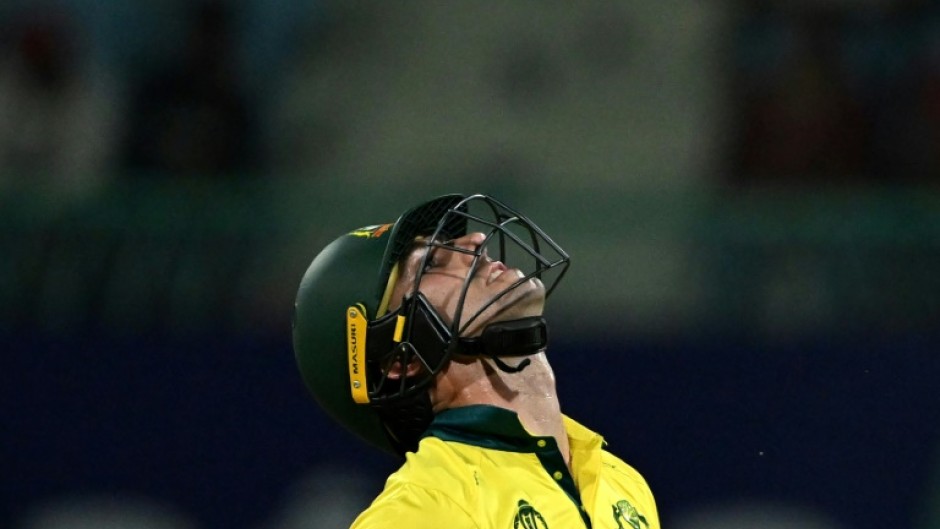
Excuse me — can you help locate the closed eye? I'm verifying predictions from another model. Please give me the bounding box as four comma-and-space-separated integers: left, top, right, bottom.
422, 250, 441, 272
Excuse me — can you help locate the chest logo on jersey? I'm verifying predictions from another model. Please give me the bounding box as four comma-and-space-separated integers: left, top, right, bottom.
513, 499, 549, 529
612, 499, 649, 529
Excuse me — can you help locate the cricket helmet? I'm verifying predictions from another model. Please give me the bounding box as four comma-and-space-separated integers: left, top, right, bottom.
292, 193, 569, 456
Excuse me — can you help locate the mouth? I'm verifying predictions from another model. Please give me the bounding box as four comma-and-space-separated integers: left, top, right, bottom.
486, 261, 509, 285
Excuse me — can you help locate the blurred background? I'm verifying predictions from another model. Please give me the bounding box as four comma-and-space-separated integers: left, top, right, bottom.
2, 0, 939, 528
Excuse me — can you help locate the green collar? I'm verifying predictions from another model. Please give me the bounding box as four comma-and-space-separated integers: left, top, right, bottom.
424, 404, 592, 528
425, 404, 550, 451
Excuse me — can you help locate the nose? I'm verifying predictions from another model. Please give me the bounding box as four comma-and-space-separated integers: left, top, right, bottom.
449, 232, 490, 267
452, 231, 487, 250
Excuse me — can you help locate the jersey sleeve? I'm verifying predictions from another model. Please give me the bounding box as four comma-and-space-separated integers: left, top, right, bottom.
349, 482, 479, 529
637, 474, 660, 529
601, 452, 660, 529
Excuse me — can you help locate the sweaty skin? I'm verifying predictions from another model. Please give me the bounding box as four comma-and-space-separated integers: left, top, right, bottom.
389, 232, 546, 336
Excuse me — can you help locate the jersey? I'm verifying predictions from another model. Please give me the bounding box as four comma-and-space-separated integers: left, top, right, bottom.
350, 405, 658, 529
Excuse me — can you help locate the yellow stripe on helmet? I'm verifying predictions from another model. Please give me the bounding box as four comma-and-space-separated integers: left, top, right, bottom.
345, 304, 369, 404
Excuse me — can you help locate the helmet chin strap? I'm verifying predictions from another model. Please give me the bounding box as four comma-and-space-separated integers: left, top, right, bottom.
457, 316, 549, 373
364, 296, 548, 455
371, 389, 434, 455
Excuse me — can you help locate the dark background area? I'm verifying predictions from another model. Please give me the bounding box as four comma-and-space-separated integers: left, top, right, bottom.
2, 1, 940, 529
4, 330, 938, 529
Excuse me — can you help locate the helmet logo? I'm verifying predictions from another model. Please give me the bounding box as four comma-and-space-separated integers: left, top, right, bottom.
349, 224, 392, 238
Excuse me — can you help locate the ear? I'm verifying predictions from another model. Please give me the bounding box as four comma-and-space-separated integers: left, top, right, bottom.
385, 357, 424, 380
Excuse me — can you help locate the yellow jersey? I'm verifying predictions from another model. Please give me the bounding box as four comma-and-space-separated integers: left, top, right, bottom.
351, 405, 659, 529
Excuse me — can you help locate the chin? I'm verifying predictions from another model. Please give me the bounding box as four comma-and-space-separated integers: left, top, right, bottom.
494, 279, 546, 320
462, 281, 545, 336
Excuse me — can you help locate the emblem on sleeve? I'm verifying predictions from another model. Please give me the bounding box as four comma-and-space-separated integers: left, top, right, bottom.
612, 499, 649, 529
513, 499, 548, 529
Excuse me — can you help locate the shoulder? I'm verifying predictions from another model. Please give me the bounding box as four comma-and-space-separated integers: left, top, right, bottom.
351, 437, 480, 529
600, 450, 660, 529
350, 482, 478, 529
392, 436, 480, 492
600, 450, 653, 490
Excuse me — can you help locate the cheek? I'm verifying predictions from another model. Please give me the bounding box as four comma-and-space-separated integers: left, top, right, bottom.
386, 283, 407, 313
419, 278, 463, 322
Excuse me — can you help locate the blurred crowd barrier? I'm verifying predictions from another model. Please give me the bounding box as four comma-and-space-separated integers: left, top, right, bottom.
2, 180, 938, 340
11, 466, 377, 529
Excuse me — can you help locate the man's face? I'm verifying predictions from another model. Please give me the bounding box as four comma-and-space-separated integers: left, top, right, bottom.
389, 232, 546, 337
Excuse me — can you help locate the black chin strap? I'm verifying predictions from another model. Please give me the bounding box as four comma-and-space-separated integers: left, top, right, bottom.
372, 389, 434, 456
457, 316, 548, 373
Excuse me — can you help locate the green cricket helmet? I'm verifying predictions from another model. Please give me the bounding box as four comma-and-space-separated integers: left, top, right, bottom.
292, 193, 570, 456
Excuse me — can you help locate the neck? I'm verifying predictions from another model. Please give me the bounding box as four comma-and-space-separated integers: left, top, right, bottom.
435, 351, 570, 465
